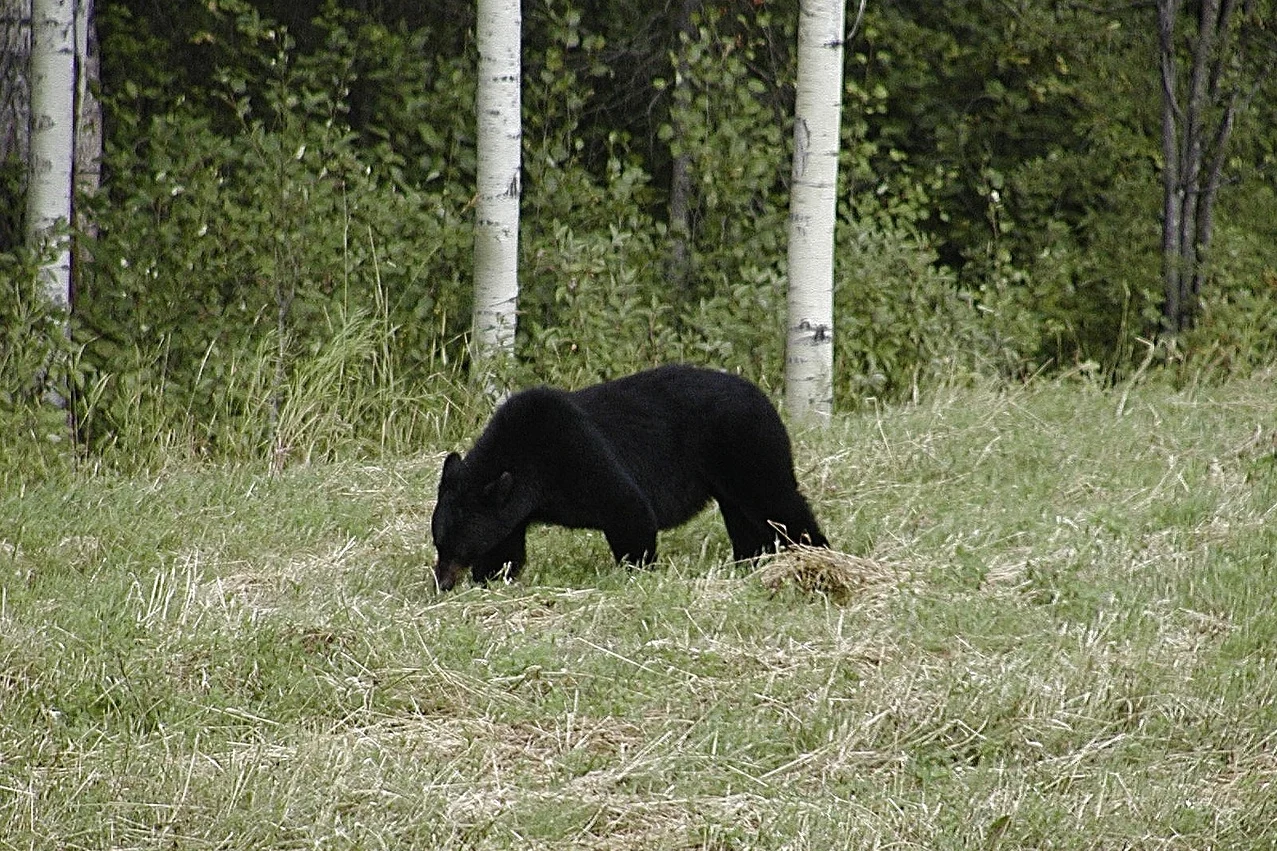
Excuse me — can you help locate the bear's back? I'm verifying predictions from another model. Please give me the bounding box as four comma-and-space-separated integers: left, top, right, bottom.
571, 364, 762, 424
569, 365, 782, 520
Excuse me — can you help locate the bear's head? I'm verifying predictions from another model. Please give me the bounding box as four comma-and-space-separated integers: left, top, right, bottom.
431, 451, 526, 591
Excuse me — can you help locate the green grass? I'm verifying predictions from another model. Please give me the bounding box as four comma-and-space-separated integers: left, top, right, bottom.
3, 373, 1277, 848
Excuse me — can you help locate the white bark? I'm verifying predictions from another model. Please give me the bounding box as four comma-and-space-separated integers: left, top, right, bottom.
784, 0, 846, 422
471, 0, 521, 367
27, 0, 74, 309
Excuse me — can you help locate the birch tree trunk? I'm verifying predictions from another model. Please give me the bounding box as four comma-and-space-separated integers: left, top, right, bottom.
471, 0, 521, 377
784, 0, 845, 421
26, 0, 75, 311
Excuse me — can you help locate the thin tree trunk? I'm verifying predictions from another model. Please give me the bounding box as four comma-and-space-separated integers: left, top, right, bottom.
784, 0, 845, 421
1156, 0, 1257, 334
1174, 0, 1221, 327
1, 0, 30, 170
1191, 87, 1236, 306
666, 0, 698, 293
1158, 0, 1184, 331
26, 0, 74, 312
72, 0, 98, 227
471, 0, 521, 379
1189, 0, 1244, 306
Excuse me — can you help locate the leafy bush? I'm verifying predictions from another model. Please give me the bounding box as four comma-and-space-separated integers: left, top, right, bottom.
833, 203, 988, 407
520, 219, 790, 391
517, 3, 976, 403
0, 250, 78, 476
77, 5, 473, 464
1181, 217, 1277, 379
521, 222, 667, 385
660, 3, 791, 303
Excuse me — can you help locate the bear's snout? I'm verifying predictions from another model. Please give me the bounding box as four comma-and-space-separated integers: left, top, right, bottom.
434, 558, 467, 592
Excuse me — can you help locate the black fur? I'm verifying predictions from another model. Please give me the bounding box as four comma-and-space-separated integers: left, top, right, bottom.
431, 364, 827, 590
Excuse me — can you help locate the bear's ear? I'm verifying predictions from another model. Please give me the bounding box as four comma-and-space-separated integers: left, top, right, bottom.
441, 452, 464, 484
483, 470, 515, 505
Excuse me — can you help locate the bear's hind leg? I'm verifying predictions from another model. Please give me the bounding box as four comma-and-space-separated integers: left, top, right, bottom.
710, 474, 827, 556
702, 421, 827, 553
766, 490, 828, 549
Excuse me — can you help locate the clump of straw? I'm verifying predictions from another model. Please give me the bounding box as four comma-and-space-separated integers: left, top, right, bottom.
752, 545, 899, 602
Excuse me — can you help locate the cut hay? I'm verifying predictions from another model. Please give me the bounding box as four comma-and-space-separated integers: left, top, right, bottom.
751, 545, 901, 602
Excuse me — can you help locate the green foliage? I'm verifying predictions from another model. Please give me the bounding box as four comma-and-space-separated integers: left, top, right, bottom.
79, 3, 473, 465
659, 3, 791, 297
1168, 183, 1277, 378
521, 220, 791, 390
513, 1, 796, 391
514, 0, 978, 401
522, 223, 669, 384
4, 0, 1276, 468
833, 207, 986, 405
833, 75, 994, 402
0, 153, 25, 253
1183, 274, 1277, 380
0, 250, 77, 477
862, 2, 1187, 369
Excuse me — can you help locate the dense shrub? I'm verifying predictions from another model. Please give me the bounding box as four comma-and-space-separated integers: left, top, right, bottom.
3, 0, 1274, 469
0, 250, 76, 476
75, 6, 473, 463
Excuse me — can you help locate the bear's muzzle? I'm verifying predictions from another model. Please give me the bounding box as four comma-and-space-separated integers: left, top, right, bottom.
434, 558, 468, 592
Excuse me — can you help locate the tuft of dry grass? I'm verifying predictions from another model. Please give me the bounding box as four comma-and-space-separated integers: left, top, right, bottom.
752, 544, 904, 602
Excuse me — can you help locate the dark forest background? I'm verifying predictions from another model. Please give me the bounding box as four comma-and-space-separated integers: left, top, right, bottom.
3, 0, 1275, 469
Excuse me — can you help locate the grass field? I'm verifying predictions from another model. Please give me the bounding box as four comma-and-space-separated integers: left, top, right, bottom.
3, 374, 1277, 849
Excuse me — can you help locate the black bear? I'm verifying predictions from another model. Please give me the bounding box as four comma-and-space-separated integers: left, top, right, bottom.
431, 364, 827, 590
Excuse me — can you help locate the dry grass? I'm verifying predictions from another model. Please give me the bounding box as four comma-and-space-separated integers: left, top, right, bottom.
752, 543, 906, 602
3, 374, 1277, 847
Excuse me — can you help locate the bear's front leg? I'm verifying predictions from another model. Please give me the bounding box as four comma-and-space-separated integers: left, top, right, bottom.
603, 519, 659, 568
471, 525, 528, 585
